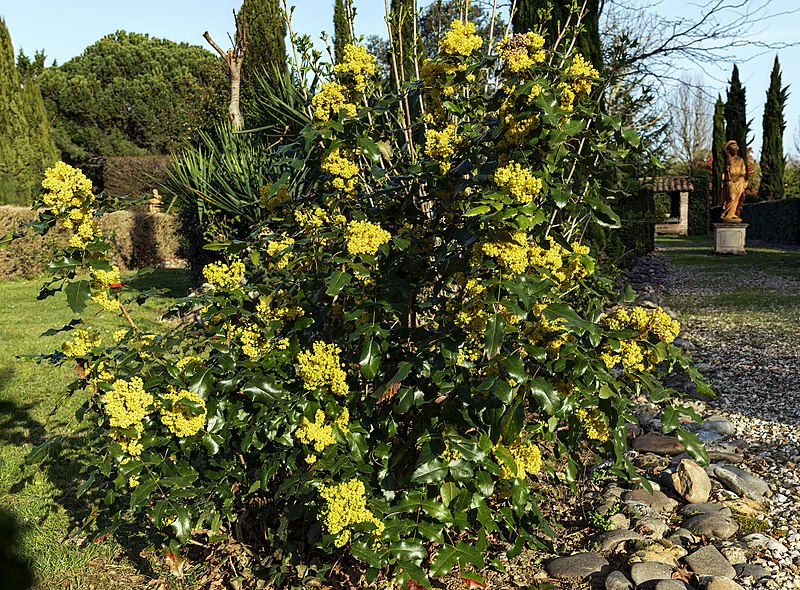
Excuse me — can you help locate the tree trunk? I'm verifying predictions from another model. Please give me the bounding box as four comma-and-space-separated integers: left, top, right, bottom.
229, 63, 244, 130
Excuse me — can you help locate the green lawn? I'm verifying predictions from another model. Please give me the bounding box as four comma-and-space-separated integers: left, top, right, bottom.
0, 269, 194, 589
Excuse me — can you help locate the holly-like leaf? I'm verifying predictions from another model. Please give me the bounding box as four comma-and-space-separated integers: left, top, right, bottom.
411, 459, 449, 484
484, 314, 506, 360
171, 505, 192, 544
359, 337, 381, 380
677, 428, 710, 466
326, 270, 352, 296
64, 280, 91, 313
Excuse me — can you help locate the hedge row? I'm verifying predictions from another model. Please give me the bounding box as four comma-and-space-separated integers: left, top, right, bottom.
0, 206, 183, 279
741, 198, 800, 244
688, 170, 711, 236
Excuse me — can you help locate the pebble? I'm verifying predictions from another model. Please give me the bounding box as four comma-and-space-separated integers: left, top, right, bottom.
682, 545, 737, 579
629, 561, 674, 585
604, 569, 634, 590
545, 552, 609, 580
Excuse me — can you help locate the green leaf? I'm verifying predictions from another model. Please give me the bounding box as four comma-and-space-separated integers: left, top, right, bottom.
64, 280, 91, 314
677, 428, 710, 466
543, 303, 596, 335
501, 400, 525, 443
661, 404, 702, 433
390, 539, 427, 563
484, 314, 506, 360
430, 543, 485, 578
188, 368, 214, 396
171, 505, 192, 544
621, 127, 641, 147
501, 354, 528, 384
326, 270, 352, 296
359, 337, 381, 380
358, 135, 383, 164
529, 377, 560, 415
440, 481, 458, 507
243, 377, 282, 403
511, 479, 529, 514
411, 459, 449, 484
464, 205, 491, 216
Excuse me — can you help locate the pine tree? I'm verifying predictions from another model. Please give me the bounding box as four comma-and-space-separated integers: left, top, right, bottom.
333, 0, 353, 64
711, 95, 726, 205
724, 64, 750, 177
758, 56, 788, 200
512, 0, 602, 71
241, 0, 287, 84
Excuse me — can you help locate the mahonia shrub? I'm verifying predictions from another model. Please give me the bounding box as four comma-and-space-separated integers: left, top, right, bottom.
27, 20, 711, 588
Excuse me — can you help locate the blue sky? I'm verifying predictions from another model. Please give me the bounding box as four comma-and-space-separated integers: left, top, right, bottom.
2, 0, 799, 157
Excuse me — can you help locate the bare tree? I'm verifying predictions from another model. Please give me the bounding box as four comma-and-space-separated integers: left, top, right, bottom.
204, 2, 248, 130
667, 73, 713, 171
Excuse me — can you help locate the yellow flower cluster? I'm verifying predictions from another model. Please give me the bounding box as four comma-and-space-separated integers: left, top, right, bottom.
104, 377, 153, 431
312, 82, 357, 123
319, 478, 384, 547
529, 238, 591, 285
112, 329, 129, 343
296, 341, 349, 397
295, 409, 337, 453
260, 184, 290, 212
89, 267, 122, 311
238, 325, 268, 358
559, 53, 599, 111
567, 54, 599, 94
160, 388, 206, 437
321, 148, 360, 194
202, 260, 245, 290
62, 329, 101, 357
295, 206, 330, 231
525, 315, 569, 353
494, 439, 542, 479
345, 220, 391, 256
605, 306, 680, 344
600, 339, 646, 372
440, 20, 483, 56
256, 295, 305, 328
480, 231, 530, 274
424, 123, 460, 173
265, 235, 294, 269
438, 441, 462, 463
42, 161, 93, 207
334, 44, 377, 93
494, 162, 542, 204
575, 407, 610, 442
118, 437, 143, 459
496, 32, 546, 72
450, 278, 489, 363
41, 162, 99, 249
175, 355, 203, 372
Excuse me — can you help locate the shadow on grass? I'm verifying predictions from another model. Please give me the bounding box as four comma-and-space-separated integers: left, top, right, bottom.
0, 508, 34, 590
127, 268, 190, 298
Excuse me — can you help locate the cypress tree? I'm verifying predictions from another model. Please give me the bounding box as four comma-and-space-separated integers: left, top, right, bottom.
758, 56, 788, 200
20, 73, 58, 191
711, 95, 726, 205
0, 18, 47, 204
512, 0, 603, 71
333, 0, 353, 64
724, 64, 750, 177
241, 0, 288, 84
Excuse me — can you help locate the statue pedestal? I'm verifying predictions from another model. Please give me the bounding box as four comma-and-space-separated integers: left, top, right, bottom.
713, 223, 748, 255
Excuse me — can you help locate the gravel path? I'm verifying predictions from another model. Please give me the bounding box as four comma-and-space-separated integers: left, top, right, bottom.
652, 242, 800, 588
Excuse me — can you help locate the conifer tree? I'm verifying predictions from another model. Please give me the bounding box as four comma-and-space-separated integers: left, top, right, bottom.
758, 56, 788, 200
333, 0, 353, 64
20, 73, 58, 192
724, 64, 750, 176
711, 95, 726, 205
241, 0, 287, 84
512, 0, 603, 71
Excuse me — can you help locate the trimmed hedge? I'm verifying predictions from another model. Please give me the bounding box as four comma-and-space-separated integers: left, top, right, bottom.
741, 198, 800, 244
587, 188, 655, 271
0, 206, 183, 279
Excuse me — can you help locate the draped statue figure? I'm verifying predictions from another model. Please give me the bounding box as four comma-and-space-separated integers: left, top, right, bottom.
720, 140, 746, 223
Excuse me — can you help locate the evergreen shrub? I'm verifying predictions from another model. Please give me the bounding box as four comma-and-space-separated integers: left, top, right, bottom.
24, 25, 709, 588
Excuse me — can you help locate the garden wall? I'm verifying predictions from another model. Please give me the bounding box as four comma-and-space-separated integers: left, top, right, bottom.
741, 198, 800, 244
0, 206, 183, 279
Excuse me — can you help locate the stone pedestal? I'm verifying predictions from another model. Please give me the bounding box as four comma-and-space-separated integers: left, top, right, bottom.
713, 223, 748, 255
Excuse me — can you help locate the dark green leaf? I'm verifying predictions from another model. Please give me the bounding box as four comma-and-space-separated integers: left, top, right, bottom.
677, 428, 710, 466
484, 314, 506, 360
359, 337, 381, 380
64, 280, 91, 314
188, 368, 214, 396
529, 377, 560, 415
411, 459, 449, 484
390, 539, 427, 563
501, 400, 525, 444
326, 270, 352, 296
171, 505, 192, 544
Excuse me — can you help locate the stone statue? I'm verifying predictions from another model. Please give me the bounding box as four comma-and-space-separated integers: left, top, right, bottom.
720, 140, 746, 223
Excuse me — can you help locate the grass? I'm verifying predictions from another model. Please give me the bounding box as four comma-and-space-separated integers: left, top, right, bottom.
656, 235, 800, 333
0, 269, 194, 589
